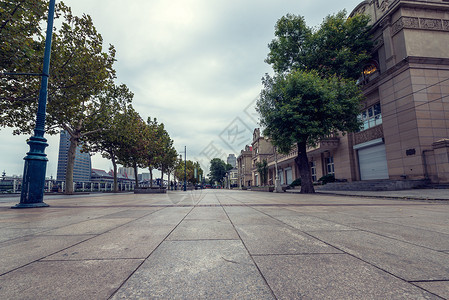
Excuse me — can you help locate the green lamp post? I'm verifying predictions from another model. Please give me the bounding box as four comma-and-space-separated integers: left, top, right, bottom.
12, 0, 56, 208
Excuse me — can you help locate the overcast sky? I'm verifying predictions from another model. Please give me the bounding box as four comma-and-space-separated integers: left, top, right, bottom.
0, 0, 363, 178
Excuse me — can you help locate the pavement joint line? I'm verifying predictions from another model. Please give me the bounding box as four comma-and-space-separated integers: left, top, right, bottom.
108, 205, 196, 299
343, 223, 449, 253
167, 238, 240, 241
251, 252, 346, 256
250, 204, 447, 298
35, 258, 145, 262
0, 206, 164, 247
409, 280, 449, 283
217, 194, 279, 300
8, 202, 444, 209
408, 282, 447, 299
0, 206, 165, 276
261, 207, 449, 252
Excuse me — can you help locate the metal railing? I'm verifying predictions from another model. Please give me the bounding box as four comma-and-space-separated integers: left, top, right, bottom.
0, 180, 136, 194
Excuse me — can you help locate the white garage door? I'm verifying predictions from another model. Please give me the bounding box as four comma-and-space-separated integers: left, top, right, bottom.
285, 168, 293, 185
358, 143, 389, 180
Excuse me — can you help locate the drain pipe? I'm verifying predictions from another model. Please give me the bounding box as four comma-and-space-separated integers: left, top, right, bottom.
422, 149, 432, 182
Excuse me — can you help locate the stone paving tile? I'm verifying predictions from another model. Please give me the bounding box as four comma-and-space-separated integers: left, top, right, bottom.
254, 254, 439, 299
348, 221, 449, 251
184, 207, 229, 220
0, 259, 143, 300
43, 224, 174, 260
0, 227, 53, 243
235, 224, 342, 255
310, 230, 449, 281
413, 281, 449, 299
131, 206, 192, 226
0, 235, 92, 274
298, 211, 378, 224
370, 215, 449, 235
167, 219, 239, 240
111, 240, 275, 299
275, 215, 356, 232
224, 207, 283, 225
40, 218, 135, 235
98, 208, 161, 219
253, 206, 306, 217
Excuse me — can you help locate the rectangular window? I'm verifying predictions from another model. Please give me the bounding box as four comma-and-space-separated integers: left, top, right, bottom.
325, 157, 335, 175
359, 103, 382, 131
310, 161, 317, 182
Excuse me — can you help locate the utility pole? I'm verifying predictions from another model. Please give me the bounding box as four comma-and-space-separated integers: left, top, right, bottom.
274, 146, 283, 193
184, 146, 187, 191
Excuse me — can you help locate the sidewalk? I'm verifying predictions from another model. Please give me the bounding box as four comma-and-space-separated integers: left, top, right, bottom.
287, 187, 449, 201
0, 190, 448, 299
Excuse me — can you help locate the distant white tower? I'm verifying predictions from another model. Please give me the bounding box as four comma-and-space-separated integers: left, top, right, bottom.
227, 154, 236, 168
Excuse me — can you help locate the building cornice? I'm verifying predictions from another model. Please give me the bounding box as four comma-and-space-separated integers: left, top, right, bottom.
362, 55, 449, 94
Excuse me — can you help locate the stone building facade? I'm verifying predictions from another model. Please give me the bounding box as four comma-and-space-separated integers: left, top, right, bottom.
237, 145, 253, 187
349, 0, 449, 183
238, 0, 449, 188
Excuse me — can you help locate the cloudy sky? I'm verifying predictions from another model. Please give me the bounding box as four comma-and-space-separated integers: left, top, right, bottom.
1, 0, 363, 178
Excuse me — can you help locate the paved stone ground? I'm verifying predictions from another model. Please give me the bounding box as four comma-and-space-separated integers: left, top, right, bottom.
0, 190, 448, 299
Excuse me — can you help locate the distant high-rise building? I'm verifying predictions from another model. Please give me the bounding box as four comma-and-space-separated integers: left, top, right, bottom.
227, 154, 236, 168
56, 130, 91, 182
118, 166, 135, 179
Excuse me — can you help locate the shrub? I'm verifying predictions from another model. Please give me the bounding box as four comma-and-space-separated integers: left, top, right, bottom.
289, 178, 302, 187
319, 174, 335, 185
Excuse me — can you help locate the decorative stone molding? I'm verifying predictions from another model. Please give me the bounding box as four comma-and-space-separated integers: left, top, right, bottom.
420, 18, 443, 30
443, 20, 449, 30
392, 16, 449, 36
354, 125, 384, 146
432, 138, 449, 150
373, 36, 384, 50
376, 0, 392, 12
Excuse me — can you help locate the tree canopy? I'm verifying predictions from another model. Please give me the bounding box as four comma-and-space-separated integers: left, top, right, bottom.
175, 160, 203, 185
83, 84, 135, 191
208, 158, 232, 186
266, 11, 372, 79
258, 11, 372, 193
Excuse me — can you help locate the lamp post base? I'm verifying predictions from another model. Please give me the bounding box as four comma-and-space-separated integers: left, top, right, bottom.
274, 178, 283, 193
12, 202, 49, 209
12, 136, 50, 209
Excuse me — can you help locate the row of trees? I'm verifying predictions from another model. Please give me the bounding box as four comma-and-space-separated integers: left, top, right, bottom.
174, 160, 204, 186
257, 11, 373, 193
0, 1, 179, 193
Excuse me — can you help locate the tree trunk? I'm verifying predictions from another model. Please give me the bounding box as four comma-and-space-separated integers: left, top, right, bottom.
160, 169, 164, 188
111, 156, 118, 192
149, 169, 153, 187
167, 172, 171, 186
65, 135, 79, 194
133, 163, 139, 188
295, 142, 315, 194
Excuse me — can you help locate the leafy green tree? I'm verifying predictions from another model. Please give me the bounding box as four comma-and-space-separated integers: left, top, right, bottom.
257, 70, 363, 193
258, 11, 372, 194
208, 158, 229, 186
1, 5, 117, 193
145, 117, 164, 187
83, 85, 134, 192
115, 109, 149, 188
52, 10, 116, 194
0, 0, 51, 110
266, 11, 372, 79
157, 127, 178, 188
256, 159, 268, 186
175, 160, 203, 185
